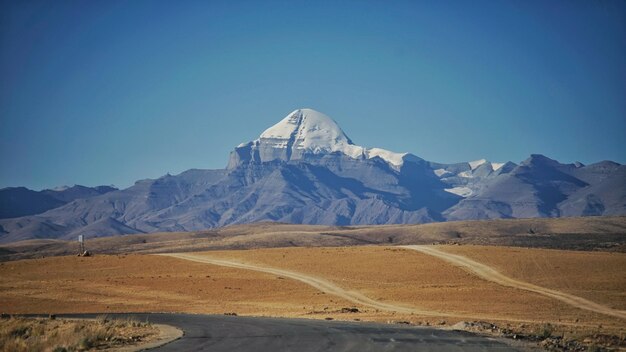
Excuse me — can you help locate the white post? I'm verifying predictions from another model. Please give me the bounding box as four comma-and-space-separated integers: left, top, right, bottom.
78, 235, 84, 254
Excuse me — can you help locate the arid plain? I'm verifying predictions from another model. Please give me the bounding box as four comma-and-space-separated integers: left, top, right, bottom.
1, 217, 625, 349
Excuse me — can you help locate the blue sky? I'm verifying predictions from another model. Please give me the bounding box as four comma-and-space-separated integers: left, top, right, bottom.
1, 0, 624, 190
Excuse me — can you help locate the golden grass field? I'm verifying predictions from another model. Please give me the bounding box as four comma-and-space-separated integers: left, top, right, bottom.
443, 246, 626, 311
1, 244, 624, 343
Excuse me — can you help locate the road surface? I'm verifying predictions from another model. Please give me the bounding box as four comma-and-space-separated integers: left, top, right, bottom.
57, 313, 519, 351
402, 245, 626, 320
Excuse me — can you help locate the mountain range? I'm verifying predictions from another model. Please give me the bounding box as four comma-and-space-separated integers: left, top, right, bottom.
0, 185, 117, 220
1, 108, 624, 243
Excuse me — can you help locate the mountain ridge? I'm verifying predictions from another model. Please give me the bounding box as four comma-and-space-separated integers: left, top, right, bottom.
1, 108, 623, 243
0, 185, 118, 220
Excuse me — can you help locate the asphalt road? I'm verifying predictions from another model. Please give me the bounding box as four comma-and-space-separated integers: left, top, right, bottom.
57, 313, 520, 351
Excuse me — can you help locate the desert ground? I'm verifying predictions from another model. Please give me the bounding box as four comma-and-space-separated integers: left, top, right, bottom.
1, 217, 625, 350
1, 244, 624, 344
1, 216, 625, 262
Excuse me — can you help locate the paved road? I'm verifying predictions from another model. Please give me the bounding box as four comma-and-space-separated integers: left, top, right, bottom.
402, 245, 626, 320
58, 313, 518, 351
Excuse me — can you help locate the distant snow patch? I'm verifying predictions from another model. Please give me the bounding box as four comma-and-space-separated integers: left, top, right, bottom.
366, 148, 407, 167
469, 159, 487, 170
434, 169, 451, 177
444, 187, 473, 197
491, 162, 505, 171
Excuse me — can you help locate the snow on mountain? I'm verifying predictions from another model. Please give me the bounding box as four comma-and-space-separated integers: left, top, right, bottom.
1, 107, 624, 243
366, 148, 411, 167
469, 159, 487, 170
468, 159, 509, 172
444, 186, 473, 197
434, 168, 452, 177
258, 108, 365, 158
231, 108, 420, 168
432, 159, 508, 181
491, 162, 505, 171
260, 109, 352, 149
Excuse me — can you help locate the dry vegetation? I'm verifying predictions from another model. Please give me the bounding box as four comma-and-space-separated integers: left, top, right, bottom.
201, 246, 626, 326
1, 216, 624, 261
0, 315, 157, 352
1, 247, 624, 332
0, 253, 355, 316
1, 229, 625, 351
441, 245, 626, 310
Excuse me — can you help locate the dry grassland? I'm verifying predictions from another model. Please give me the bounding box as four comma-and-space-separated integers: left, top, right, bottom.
0, 315, 157, 352
2, 216, 624, 262
200, 247, 625, 326
0, 245, 624, 339
0, 254, 354, 317
441, 245, 626, 310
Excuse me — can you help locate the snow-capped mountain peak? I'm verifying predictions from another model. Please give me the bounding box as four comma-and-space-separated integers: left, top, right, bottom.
259, 108, 359, 156
260, 108, 353, 145
230, 108, 420, 168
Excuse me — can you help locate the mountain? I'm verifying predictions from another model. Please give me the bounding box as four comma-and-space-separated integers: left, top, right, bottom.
452, 157, 625, 219
0, 185, 118, 219
0, 108, 624, 243
40, 185, 117, 203
229, 109, 422, 168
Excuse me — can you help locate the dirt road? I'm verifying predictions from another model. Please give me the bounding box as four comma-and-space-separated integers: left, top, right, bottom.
159, 253, 447, 317
402, 245, 626, 320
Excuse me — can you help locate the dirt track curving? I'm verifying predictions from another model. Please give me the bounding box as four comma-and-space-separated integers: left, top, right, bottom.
159, 253, 448, 317
402, 245, 626, 320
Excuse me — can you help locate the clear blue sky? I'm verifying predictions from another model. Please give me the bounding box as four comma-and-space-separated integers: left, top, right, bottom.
1, 0, 624, 190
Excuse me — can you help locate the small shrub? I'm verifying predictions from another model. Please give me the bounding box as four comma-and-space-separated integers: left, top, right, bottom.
538, 323, 554, 339
79, 336, 93, 349
96, 314, 109, 324
11, 325, 31, 338
0, 316, 157, 351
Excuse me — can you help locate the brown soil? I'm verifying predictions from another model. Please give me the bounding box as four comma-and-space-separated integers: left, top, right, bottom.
440, 245, 626, 310
0, 254, 354, 317
198, 246, 626, 327
0, 245, 623, 340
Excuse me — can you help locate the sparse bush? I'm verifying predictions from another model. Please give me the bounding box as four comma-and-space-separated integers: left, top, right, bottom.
538, 323, 554, 339
96, 314, 109, 324
79, 336, 93, 349
0, 316, 157, 352
10, 325, 30, 337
